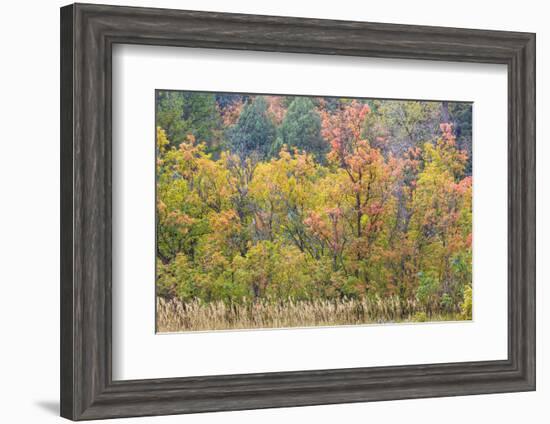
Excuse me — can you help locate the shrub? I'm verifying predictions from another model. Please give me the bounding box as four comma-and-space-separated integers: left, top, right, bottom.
461, 285, 472, 319
412, 311, 428, 322
416, 271, 439, 311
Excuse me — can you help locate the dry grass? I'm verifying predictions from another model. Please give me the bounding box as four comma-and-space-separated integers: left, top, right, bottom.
156, 297, 462, 332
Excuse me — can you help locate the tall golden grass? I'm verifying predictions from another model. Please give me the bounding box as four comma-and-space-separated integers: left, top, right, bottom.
156, 297, 462, 332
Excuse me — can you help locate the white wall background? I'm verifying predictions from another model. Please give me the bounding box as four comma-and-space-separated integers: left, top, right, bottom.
0, 0, 545, 423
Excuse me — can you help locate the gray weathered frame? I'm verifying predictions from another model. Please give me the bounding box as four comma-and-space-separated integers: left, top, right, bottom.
60, 3, 536, 421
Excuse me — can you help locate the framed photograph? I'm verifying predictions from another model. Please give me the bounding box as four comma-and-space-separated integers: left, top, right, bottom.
60, 3, 535, 420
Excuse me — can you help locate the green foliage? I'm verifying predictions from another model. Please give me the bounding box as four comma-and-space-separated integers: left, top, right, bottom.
277, 97, 325, 161
233, 241, 314, 300
448, 102, 473, 174
440, 293, 454, 312
156, 254, 197, 300
156, 91, 222, 153
416, 272, 439, 311
461, 285, 473, 319
227, 96, 276, 159
370, 100, 440, 156
155, 92, 473, 324
413, 311, 428, 322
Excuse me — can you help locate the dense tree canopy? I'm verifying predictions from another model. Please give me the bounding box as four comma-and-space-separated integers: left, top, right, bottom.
156, 91, 222, 153
156, 92, 473, 324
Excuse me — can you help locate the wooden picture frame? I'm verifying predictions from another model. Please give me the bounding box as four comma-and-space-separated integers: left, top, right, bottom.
60, 3, 536, 420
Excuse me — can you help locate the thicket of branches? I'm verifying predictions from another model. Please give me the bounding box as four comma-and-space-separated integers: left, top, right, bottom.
156, 92, 472, 321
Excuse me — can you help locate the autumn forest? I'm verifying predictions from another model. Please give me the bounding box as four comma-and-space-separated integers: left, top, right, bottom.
155, 90, 473, 332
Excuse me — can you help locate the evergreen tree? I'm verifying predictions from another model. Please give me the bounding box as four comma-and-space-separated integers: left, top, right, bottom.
227, 96, 276, 159
215, 93, 249, 109
448, 103, 473, 175
156, 91, 221, 152
277, 97, 325, 161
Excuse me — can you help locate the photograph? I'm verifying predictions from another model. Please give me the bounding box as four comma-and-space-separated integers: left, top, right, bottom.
0, 0, 541, 422
155, 91, 473, 332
